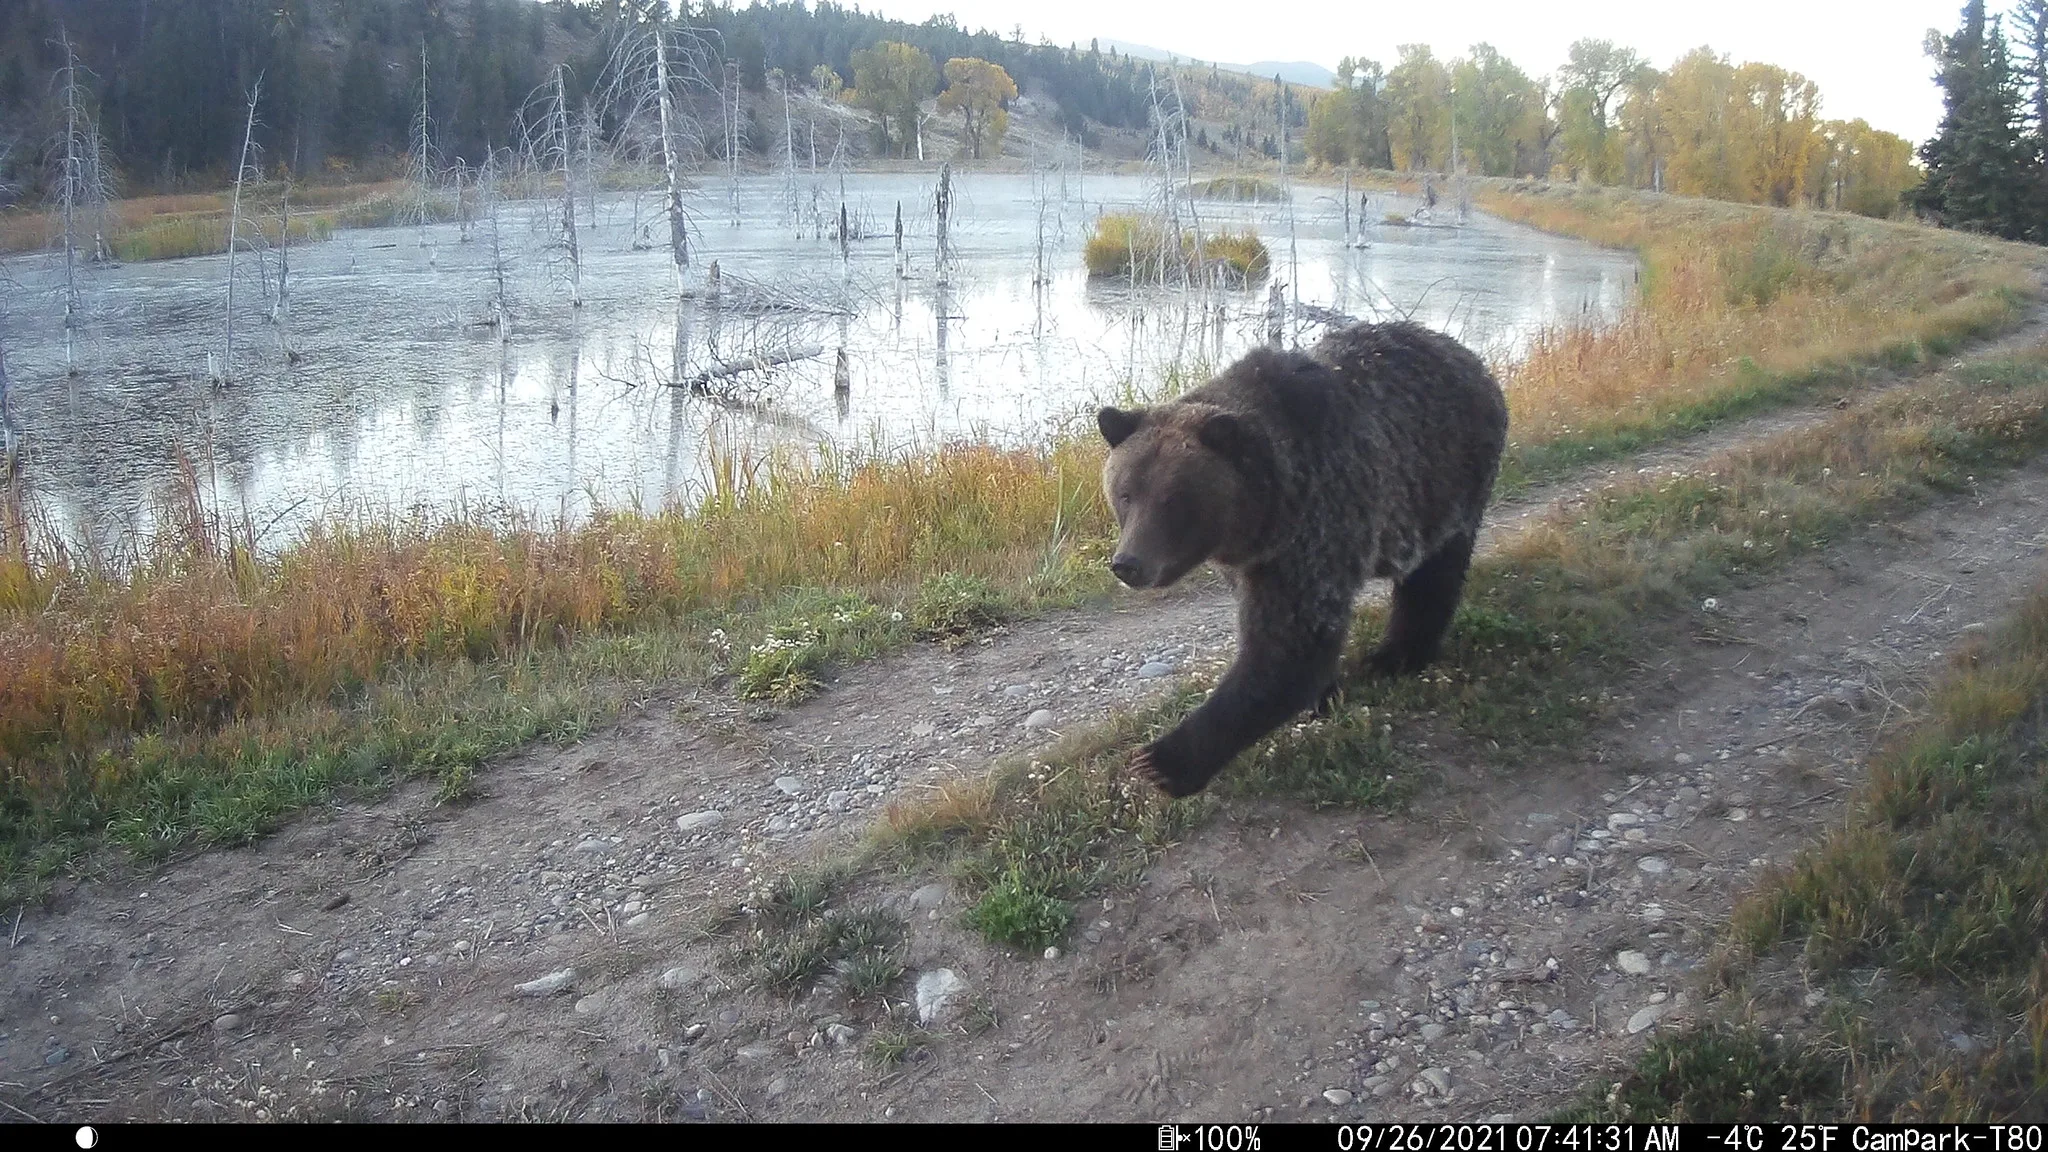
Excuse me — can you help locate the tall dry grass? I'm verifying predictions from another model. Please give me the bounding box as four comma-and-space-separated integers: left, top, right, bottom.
1082, 211, 1270, 285
1480, 182, 2040, 451
0, 442, 1112, 796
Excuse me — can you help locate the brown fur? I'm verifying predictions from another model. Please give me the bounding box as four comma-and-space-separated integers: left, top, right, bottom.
1098, 321, 1508, 798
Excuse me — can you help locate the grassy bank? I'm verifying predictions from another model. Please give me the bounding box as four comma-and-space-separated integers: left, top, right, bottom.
1, 184, 2040, 907
698, 348, 2047, 969
0, 443, 1115, 902
1482, 181, 2039, 493
0, 181, 473, 262
1082, 211, 1271, 285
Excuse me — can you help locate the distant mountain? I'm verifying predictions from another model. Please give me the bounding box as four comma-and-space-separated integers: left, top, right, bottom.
1097, 39, 1333, 89
1245, 61, 1336, 88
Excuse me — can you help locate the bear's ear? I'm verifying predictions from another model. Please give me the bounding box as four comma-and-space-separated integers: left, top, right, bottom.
1196, 410, 1261, 466
1097, 406, 1143, 448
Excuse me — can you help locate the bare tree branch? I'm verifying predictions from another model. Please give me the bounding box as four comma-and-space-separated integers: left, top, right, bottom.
218, 75, 265, 386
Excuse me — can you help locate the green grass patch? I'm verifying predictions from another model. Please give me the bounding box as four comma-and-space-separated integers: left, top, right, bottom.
962, 868, 1075, 951
865, 1022, 931, 1066
735, 591, 907, 704
911, 572, 1008, 645
726, 870, 909, 1002
1553, 1024, 1843, 1122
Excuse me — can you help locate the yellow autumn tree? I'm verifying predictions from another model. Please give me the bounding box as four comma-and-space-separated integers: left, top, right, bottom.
938, 58, 1017, 160
1658, 47, 1739, 200
1555, 39, 1647, 183
1818, 119, 1921, 217
851, 41, 938, 158
1384, 44, 1451, 170
1727, 62, 1823, 206
1451, 44, 1545, 177
1619, 66, 1668, 189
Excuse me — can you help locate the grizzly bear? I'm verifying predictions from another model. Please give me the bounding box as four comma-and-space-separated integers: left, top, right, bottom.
1097, 320, 1508, 799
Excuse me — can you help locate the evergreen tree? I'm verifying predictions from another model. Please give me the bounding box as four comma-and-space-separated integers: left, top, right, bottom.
1913, 0, 2038, 240
2016, 0, 2048, 236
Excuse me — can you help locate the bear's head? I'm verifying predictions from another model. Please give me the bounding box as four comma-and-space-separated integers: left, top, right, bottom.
1097, 402, 1270, 589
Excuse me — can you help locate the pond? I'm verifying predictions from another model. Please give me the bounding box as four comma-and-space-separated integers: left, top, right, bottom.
0, 170, 1637, 551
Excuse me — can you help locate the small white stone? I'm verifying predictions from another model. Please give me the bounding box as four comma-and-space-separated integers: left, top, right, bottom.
1615, 950, 1653, 976
658, 966, 702, 991
915, 969, 969, 1025
1322, 1088, 1354, 1106
513, 968, 577, 997
1626, 1004, 1667, 1034
676, 811, 723, 833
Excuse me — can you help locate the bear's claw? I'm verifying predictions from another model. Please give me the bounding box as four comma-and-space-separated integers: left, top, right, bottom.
1130, 742, 1204, 799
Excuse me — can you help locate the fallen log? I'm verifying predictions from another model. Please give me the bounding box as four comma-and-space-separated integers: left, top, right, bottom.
676, 345, 825, 394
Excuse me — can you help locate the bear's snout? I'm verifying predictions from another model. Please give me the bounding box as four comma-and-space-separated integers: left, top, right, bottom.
1109, 555, 1150, 588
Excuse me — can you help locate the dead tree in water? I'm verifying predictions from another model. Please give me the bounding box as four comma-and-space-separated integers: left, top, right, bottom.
780, 71, 800, 234
722, 59, 743, 226
577, 103, 607, 228
0, 326, 16, 467
271, 178, 297, 363
0, 137, 14, 460
452, 160, 473, 243
409, 41, 440, 265
218, 76, 264, 386
521, 66, 585, 309
1278, 78, 1298, 329
934, 162, 952, 284
480, 150, 511, 338
596, 13, 713, 298
0, 256, 17, 464
49, 29, 116, 376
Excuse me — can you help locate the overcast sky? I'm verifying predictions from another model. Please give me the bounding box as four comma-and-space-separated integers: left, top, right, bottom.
857, 0, 1972, 144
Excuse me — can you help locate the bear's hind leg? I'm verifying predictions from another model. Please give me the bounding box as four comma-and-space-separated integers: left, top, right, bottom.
1367, 532, 1475, 677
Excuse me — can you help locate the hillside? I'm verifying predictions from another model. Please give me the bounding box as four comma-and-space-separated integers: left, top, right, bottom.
1096, 39, 1335, 88
0, 0, 1188, 196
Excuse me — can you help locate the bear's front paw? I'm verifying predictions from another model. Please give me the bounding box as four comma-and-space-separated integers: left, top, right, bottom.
1313, 681, 1346, 718
1364, 644, 1422, 679
1130, 741, 1207, 799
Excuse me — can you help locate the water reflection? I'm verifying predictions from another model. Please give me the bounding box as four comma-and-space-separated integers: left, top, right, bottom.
2, 172, 1636, 549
